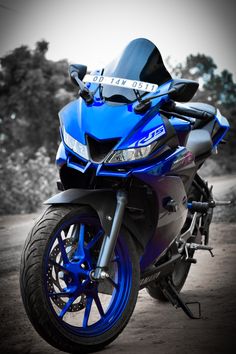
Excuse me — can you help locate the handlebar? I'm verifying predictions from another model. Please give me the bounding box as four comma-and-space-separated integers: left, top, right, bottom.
164, 101, 215, 121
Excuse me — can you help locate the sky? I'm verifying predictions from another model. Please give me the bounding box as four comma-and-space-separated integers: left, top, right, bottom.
0, 0, 236, 78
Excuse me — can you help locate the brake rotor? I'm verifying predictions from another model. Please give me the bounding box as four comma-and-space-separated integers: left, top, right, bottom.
47, 238, 86, 312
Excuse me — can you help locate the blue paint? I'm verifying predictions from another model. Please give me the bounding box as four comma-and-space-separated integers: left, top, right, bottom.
212, 111, 230, 147
170, 117, 191, 131
56, 142, 68, 167
44, 216, 133, 336
56, 38, 230, 273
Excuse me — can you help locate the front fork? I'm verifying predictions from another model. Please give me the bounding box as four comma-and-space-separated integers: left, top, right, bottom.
92, 190, 128, 280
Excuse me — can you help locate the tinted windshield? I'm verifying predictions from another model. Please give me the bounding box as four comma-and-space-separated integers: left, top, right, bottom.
102, 38, 172, 103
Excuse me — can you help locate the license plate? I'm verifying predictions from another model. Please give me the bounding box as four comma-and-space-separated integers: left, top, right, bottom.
83, 74, 158, 93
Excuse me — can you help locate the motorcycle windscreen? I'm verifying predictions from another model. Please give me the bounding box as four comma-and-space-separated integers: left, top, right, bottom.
102, 38, 172, 103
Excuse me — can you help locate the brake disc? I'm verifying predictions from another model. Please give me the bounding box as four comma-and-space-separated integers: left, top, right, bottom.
47, 238, 86, 312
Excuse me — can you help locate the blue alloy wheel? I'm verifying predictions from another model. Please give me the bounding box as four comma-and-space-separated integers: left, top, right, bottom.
45, 216, 132, 334
20, 206, 139, 353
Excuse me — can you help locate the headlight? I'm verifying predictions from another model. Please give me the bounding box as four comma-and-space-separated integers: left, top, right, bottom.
105, 142, 156, 164
62, 127, 89, 160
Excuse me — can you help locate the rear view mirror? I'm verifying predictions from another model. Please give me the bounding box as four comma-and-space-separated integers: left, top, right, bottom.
69, 64, 87, 86
168, 79, 199, 102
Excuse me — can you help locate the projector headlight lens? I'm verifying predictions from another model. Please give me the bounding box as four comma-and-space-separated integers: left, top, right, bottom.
105, 143, 155, 163
62, 127, 89, 160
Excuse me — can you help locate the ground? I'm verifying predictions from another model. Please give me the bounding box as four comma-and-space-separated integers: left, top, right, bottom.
0, 175, 235, 354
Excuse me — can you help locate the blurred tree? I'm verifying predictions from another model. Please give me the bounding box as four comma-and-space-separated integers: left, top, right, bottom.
35, 40, 49, 56
0, 40, 75, 160
174, 54, 217, 80
170, 53, 236, 170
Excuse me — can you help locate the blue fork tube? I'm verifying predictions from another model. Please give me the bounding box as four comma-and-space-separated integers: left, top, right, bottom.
93, 190, 127, 279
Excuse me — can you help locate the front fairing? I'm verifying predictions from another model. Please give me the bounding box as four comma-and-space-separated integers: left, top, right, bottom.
59, 80, 172, 152
59, 98, 141, 146
59, 37, 174, 157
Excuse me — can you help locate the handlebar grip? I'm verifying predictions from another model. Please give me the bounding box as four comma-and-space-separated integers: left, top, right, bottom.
164, 101, 215, 120
172, 104, 213, 120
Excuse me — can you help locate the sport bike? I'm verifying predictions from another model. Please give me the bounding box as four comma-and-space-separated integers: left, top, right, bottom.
20, 38, 230, 353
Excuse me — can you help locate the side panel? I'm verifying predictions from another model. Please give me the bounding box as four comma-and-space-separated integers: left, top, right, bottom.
132, 148, 192, 271
138, 176, 187, 271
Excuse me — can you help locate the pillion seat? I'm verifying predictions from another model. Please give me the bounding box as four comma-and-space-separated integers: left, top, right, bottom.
186, 129, 213, 158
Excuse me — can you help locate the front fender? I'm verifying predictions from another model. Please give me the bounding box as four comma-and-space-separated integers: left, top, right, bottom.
44, 188, 150, 251
44, 189, 116, 235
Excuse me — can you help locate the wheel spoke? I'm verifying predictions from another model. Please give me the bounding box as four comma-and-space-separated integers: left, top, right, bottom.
59, 296, 76, 318
52, 278, 61, 288
93, 292, 105, 317
57, 234, 69, 264
73, 224, 85, 260
82, 296, 93, 327
86, 230, 104, 250
106, 276, 119, 289
66, 224, 76, 239
48, 258, 69, 273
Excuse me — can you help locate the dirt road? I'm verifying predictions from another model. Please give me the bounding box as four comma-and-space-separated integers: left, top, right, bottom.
0, 176, 235, 354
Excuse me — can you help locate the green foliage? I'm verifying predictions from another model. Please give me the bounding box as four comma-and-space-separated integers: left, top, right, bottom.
0, 147, 57, 215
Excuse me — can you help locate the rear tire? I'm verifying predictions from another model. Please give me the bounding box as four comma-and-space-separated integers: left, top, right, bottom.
20, 205, 139, 353
146, 252, 194, 302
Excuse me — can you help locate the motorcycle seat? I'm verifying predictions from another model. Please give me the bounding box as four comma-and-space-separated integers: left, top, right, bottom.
186, 129, 213, 157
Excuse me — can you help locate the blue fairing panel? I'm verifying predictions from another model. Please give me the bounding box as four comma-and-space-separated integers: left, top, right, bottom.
58, 81, 172, 148
118, 113, 166, 149
56, 142, 67, 167
59, 99, 142, 145
213, 109, 230, 146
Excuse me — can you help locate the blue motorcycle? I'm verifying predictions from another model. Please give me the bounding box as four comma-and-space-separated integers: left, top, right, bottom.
20, 38, 229, 353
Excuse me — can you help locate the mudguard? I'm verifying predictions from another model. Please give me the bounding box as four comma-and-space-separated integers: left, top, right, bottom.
44, 189, 117, 235
44, 188, 147, 250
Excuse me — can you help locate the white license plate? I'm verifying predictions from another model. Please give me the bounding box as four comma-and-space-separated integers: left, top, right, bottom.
83, 74, 158, 93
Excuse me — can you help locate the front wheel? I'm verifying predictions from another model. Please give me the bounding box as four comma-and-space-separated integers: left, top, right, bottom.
20, 205, 139, 353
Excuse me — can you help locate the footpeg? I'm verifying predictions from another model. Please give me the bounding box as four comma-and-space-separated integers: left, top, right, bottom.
188, 200, 215, 213
188, 199, 231, 213
186, 243, 214, 257
214, 200, 231, 206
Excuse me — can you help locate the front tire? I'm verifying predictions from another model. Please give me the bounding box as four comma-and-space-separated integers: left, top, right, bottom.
20, 205, 139, 353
